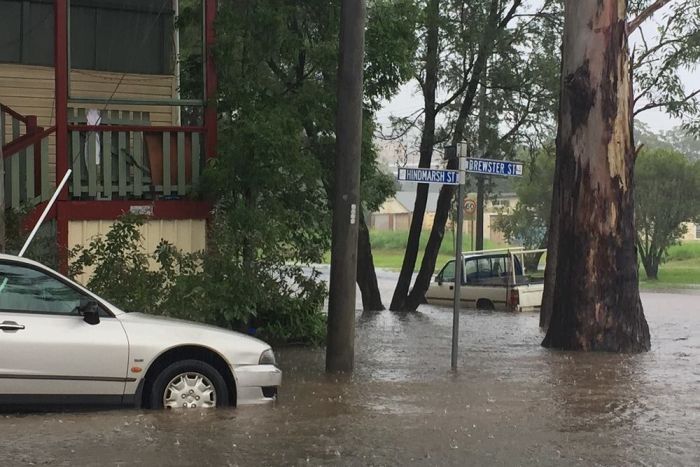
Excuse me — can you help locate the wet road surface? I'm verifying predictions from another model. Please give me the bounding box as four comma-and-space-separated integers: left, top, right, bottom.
1, 270, 698, 466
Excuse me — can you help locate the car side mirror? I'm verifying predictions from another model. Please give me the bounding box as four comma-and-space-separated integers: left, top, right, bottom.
80, 299, 100, 325
436, 276, 443, 286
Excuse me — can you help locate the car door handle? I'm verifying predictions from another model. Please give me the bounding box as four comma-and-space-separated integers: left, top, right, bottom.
0, 321, 25, 331
449, 285, 454, 290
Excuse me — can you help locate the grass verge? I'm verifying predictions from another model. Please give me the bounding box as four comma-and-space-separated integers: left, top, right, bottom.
324, 230, 700, 288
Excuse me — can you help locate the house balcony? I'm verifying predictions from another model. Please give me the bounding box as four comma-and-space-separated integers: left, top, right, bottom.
0, 0, 217, 273
2, 103, 206, 209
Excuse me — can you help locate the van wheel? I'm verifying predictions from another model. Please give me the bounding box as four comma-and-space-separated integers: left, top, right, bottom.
150, 359, 229, 409
476, 299, 495, 310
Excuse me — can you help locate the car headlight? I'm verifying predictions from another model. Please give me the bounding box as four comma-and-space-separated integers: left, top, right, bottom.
259, 349, 276, 365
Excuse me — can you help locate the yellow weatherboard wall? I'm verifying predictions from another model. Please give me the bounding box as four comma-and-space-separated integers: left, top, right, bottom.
0, 64, 177, 184
69, 219, 206, 284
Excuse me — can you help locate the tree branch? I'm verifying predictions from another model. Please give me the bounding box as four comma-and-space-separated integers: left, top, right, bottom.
498, 0, 524, 29
435, 58, 475, 113
627, 0, 673, 35
377, 108, 426, 141
634, 88, 700, 116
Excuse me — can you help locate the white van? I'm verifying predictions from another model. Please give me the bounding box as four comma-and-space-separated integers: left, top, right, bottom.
425, 248, 545, 312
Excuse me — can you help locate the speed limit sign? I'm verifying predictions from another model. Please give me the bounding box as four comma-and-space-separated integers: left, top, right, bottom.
464, 199, 476, 215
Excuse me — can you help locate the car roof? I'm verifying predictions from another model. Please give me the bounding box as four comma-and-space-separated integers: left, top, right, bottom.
0, 254, 49, 269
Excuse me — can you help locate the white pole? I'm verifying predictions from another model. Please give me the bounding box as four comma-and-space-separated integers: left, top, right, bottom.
19, 169, 72, 257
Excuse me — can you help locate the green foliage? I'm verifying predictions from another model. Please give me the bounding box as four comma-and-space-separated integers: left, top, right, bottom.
1, 207, 58, 269
69, 215, 327, 345
496, 143, 700, 283
635, 148, 700, 279
365, 0, 420, 110
364, 229, 505, 271
494, 146, 555, 249
156, 0, 420, 341
369, 229, 503, 254
630, 0, 700, 133
665, 241, 700, 261
636, 120, 700, 162
69, 214, 196, 315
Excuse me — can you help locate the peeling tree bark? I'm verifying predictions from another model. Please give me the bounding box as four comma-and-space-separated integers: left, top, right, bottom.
542, 0, 650, 352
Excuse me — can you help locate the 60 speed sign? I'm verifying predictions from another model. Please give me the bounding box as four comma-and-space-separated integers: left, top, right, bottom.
464, 199, 476, 215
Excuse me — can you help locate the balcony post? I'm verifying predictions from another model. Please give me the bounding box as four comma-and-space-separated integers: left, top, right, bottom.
55, 0, 70, 273
204, 0, 218, 161
55, 0, 69, 196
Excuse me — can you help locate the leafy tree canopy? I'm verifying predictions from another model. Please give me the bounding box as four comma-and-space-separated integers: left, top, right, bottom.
141, 0, 419, 339
635, 148, 700, 279
494, 145, 555, 250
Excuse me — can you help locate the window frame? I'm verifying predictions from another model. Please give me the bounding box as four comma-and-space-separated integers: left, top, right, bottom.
0, 259, 114, 318
0, 0, 176, 75
437, 260, 456, 284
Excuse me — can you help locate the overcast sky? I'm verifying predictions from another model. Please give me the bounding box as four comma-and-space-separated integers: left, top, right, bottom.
376, 5, 699, 135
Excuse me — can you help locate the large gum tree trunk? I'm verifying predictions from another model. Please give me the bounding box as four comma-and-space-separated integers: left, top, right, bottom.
542, 0, 650, 352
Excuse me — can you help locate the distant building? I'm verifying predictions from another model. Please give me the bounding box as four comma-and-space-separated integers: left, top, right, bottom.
370, 178, 518, 244
682, 222, 700, 241
369, 197, 412, 231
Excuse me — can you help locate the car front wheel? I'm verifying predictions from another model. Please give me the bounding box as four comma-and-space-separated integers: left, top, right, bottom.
150, 359, 230, 409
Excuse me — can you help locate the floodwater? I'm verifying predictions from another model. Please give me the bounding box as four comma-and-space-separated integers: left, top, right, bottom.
1, 269, 698, 466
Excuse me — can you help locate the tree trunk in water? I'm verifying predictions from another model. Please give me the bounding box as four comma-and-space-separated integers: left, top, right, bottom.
389, 0, 440, 311
405, 158, 457, 311
357, 210, 385, 311
540, 137, 562, 330
401, 0, 500, 312
542, 0, 650, 352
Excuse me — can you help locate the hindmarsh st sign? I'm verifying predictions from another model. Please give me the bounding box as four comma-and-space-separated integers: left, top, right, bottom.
397, 168, 461, 185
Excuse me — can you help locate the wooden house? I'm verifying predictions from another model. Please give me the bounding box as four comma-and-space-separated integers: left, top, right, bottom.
0, 0, 217, 272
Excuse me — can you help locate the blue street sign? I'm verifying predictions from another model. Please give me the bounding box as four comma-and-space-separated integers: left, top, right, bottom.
397, 168, 461, 185
466, 158, 523, 177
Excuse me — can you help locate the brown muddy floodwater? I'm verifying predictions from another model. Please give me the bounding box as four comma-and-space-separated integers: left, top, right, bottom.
1, 269, 698, 466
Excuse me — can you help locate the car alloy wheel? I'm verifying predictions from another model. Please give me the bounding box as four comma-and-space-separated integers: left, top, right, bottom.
163, 372, 217, 409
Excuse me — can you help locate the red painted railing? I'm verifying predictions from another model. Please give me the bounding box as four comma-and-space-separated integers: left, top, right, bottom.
1, 124, 55, 209
67, 123, 205, 199
1, 104, 41, 149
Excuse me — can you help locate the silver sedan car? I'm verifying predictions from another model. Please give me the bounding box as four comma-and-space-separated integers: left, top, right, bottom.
0, 254, 281, 409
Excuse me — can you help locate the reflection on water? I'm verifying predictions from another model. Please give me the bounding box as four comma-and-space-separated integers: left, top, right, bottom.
0, 270, 698, 466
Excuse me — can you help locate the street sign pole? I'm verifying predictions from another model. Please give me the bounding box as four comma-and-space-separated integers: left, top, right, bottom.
451, 143, 467, 371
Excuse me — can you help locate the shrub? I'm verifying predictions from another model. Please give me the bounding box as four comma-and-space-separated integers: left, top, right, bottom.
69, 214, 326, 345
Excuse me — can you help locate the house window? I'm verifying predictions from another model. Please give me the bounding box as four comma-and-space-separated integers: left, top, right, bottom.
696, 224, 700, 239
492, 199, 511, 208
0, 0, 175, 75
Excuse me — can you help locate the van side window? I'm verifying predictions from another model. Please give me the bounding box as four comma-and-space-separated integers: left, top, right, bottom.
492, 257, 506, 277
438, 261, 455, 283
464, 259, 477, 283
476, 258, 492, 280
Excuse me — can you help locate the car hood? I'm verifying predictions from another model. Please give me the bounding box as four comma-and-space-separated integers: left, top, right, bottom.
116, 312, 271, 366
